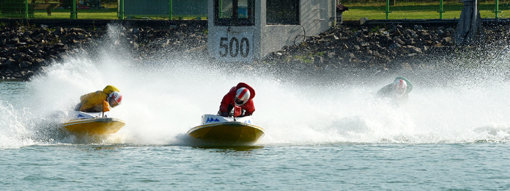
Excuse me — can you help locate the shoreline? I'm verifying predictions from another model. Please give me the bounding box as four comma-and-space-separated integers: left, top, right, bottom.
0, 19, 509, 81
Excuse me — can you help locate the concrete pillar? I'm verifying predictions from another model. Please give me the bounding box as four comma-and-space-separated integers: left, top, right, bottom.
455, 0, 482, 45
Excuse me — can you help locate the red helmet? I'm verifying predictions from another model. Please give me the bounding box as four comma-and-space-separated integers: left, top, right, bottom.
108, 92, 122, 107
393, 79, 407, 96
235, 87, 250, 105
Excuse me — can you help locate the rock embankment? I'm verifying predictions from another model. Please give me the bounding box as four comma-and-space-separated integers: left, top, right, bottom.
0, 21, 207, 80
1, 20, 509, 81
264, 23, 510, 73
0, 24, 98, 80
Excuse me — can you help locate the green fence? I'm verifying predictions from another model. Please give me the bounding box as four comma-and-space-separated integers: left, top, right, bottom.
0, 0, 207, 20
341, 0, 510, 20
119, 0, 207, 19
0, 0, 509, 20
0, 0, 116, 19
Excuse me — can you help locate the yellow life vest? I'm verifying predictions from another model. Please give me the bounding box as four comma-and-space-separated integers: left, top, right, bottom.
79, 91, 111, 112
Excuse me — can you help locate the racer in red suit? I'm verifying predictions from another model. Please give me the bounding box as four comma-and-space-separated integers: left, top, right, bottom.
218, 82, 255, 117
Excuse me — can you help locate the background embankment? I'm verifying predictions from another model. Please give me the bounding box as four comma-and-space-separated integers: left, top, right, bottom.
263, 21, 510, 75
0, 19, 509, 81
0, 20, 207, 80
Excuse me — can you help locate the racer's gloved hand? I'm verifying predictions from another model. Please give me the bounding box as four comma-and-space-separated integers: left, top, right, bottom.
218, 111, 229, 117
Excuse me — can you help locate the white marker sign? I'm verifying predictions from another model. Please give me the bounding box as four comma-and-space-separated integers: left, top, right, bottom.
214, 30, 253, 61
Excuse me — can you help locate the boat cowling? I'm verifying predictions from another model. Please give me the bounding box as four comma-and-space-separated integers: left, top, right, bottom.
201, 114, 253, 125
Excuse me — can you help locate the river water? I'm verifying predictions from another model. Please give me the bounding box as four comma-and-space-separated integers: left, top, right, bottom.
1, 25, 510, 190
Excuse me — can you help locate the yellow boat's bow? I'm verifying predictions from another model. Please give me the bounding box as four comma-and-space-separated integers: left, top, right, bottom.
188, 122, 264, 142
187, 114, 264, 145
62, 111, 125, 136
63, 118, 125, 136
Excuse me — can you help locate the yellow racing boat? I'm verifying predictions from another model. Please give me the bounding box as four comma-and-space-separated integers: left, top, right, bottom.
62, 112, 125, 136
187, 114, 264, 145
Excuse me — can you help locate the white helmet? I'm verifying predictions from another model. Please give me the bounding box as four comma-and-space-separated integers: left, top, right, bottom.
235, 87, 250, 105
393, 79, 407, 96
107, 92, 123, 107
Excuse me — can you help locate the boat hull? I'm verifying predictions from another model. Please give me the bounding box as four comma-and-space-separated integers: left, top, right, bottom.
63, 118, 125, 136
187, 122, 264, 144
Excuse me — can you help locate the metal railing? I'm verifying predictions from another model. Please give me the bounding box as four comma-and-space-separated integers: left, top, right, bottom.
340, 0, 509, 20
118, 0, 207, 20
370, 0, 508, 20
0, 0, 508, 20
0, 0, 207, 20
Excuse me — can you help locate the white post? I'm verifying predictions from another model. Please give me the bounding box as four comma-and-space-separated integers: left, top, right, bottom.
455, 0, 481, 45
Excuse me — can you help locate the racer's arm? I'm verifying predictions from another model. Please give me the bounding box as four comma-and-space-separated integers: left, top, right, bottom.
103, 100, 110, 112
242, 99, 255, 116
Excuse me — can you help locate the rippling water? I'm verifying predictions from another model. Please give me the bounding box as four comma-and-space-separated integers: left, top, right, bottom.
1, 24, 510, 190
1, 144, 509, 190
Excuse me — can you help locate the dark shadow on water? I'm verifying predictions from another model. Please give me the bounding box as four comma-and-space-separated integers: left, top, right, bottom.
192, 145, 264, 152
87, 144, 130, 151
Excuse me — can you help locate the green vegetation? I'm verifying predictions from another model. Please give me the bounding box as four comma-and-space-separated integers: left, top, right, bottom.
293, 55, 313, 64
0, 8, 206, 20
0, 8, 207, 20
341, 1, 510, 20
0, 1, 508, 20
293, 51, 326, 64
31, 9, 118, 20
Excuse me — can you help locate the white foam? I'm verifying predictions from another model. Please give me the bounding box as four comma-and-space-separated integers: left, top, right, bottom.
1, 24, 510, 147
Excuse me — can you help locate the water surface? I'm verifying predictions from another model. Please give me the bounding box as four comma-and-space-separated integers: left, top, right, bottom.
1, 24, 510, 190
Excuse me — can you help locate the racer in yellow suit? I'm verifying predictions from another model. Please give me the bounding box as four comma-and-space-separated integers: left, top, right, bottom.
75, 85, 123, 112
